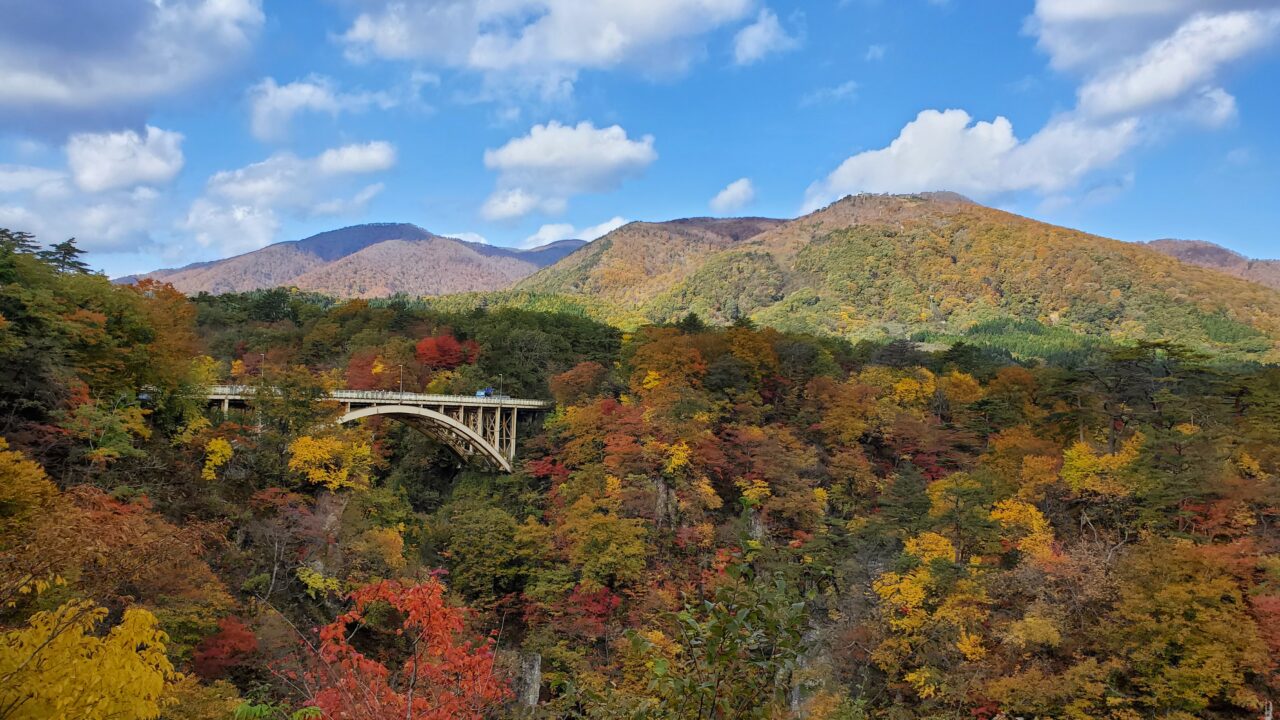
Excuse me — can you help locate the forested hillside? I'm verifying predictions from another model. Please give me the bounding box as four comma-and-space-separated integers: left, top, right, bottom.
3, 225, 1280, 719
518, 194, 1280, 362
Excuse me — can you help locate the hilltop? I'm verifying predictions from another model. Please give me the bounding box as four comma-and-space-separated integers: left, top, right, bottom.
120, 223, 585, 297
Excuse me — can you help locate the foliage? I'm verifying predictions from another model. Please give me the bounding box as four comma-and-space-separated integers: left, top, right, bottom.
304, 579, 510, 719
0, 600, 176, 720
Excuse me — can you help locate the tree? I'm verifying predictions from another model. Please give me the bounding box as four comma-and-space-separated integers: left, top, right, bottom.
287, 431, 375, 492
612, 563, 806, 720
37, 238, 90, 274
0, 229, 38, 255
415, 333, 478, 370
305, 579, 510, 720
0, 600, 176, 720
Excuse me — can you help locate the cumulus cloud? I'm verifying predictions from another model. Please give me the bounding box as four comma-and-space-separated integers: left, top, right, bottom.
0, 0, 263, 129
65, 126, 184, 193
522, 216, 628, 248
482, 121, 656, 220
710, 178, 756, 213
802, 109, 1137, 211
1, 132, 180, 253
182, 142, 397, 254
733, 9, 800, 65
0, 184, 162, 254
339, 0, 754, 96
317, 142, 398, 175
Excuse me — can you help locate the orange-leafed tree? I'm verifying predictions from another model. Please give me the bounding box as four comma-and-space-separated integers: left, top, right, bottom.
415, 333, 479, 371
306, 579, 510, 720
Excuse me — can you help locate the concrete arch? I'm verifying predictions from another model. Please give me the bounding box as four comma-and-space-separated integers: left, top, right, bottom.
338, 404, 513, 473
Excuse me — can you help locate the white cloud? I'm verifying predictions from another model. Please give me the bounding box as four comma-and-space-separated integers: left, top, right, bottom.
710, 178, 756, 213
183, 142, 397, 254
0, 185, 161, 254
0, 0, 263, 125
522, 216, 627, 248
65, 126, 184, 193
1076, 10, 1279, 118
580, 216, 628, 240
802, 109, 1138, 211
482, 189, 555, 221
340, 0, 754, 96
247, 76, 413, 141
733, 8, 800, 65
801, 80, 858, 107
311, 183, 385, 216
0, 164, 64, 194
317, 142, 398, 175
248, 77, 342, 142
447, 231, 489, 245
524, 222, 576, 247
179, 198, 280, 255
864, 44, 886, 61
1029, 0, 1279, 72
482, 121, 656, 220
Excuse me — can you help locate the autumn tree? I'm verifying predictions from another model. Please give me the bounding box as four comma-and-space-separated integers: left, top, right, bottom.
304, 579, 510, 720
0, 600, 176, 720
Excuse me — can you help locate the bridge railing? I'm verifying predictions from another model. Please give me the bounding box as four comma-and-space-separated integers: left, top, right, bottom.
206, 385, 553, 409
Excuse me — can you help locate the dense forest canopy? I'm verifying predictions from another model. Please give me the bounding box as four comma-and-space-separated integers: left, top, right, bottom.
2, 227, 1280, 720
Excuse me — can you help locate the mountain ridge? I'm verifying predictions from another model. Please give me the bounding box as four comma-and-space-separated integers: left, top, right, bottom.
118, 223, 586, 297
1145, 238, 1280, 291
513, 193, 1280, 361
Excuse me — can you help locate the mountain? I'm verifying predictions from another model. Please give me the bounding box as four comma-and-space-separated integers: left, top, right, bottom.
119, 223, 586, 297
1145, 239, 1280, 291
519, 216, 786, 307
515, 193, 1280, 361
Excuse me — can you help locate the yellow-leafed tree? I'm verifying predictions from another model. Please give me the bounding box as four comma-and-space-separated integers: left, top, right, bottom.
0, 600, 176, 720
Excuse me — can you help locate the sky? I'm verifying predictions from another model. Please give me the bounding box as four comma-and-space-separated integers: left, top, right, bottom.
1, 0, 1278, 278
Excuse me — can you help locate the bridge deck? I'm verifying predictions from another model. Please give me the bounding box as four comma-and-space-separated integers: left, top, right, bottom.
206, 385, 553, 410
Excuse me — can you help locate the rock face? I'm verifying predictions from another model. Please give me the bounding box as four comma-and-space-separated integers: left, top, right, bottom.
118, 223, 586, 298
1146, 239, 1280, 290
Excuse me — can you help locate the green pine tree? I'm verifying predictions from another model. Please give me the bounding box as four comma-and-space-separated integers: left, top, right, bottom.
38, 238, 91, 274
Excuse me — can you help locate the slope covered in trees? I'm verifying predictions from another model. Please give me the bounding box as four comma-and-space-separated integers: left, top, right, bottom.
518, 194, 1280, 362
3, 223, 1280, 720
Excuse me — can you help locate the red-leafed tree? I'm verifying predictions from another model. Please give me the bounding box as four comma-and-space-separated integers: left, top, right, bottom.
550, 361, 609, 406
193, 616, 258, 679
415, 333, 479, 370
307, 579, 510, 720
346, 348, 386, 390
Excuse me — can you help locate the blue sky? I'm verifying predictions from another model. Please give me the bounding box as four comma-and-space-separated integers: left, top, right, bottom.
1, 0, 1278, 277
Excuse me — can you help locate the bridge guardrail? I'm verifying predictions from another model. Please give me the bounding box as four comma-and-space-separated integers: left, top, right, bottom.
206, 385, 553, 409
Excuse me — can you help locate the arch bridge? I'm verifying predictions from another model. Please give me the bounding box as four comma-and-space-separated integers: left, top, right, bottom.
206, 386, 553, 473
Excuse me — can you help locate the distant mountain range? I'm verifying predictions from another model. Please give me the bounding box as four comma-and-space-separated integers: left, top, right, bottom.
117, 223, 585, 297
1145, 238, 1280, 291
